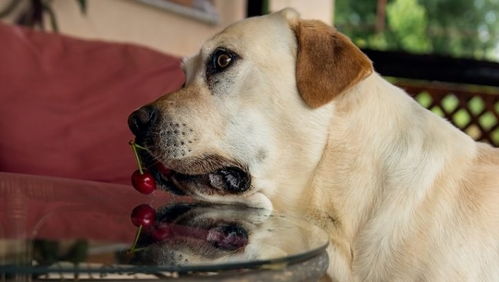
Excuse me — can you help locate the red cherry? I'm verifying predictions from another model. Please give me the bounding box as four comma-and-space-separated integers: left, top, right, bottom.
155, 163, 172, 177
131, 169, 156, 194
130, 204, 156, 227
151, 223, 173, 241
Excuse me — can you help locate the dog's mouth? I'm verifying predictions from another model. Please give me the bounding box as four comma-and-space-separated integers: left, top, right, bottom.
139, 151, 252, 196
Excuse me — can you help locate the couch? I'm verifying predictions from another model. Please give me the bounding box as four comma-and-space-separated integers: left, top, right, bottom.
0, 22, 184, 185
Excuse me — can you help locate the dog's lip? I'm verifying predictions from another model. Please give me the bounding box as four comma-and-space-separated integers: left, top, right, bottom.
168, 166, 251, 195
141, 152, 251, 195
165, 155, 247, 176
149, 163, 187, 195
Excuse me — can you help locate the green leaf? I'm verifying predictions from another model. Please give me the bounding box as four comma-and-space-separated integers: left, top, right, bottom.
42, 2, 59, 32
62, 239, 88, 264
33, 239, 60, 266
76, 0, 87, 15
0, 0, 22, 18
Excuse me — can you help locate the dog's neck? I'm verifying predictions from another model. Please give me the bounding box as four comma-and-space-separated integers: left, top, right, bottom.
303, 73, 477, 273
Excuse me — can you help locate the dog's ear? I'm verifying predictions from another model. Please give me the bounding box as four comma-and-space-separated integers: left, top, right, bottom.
292, 20, 373, 108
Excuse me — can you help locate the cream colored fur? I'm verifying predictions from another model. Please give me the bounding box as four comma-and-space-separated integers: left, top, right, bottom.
149, 8, 499, 281
306, 73, 499, 281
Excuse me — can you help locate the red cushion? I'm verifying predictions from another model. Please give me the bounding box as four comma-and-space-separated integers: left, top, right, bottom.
0, 23, 184, 185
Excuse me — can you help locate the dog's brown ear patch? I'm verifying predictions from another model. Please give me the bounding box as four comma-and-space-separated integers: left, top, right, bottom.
293, 20, 373, 108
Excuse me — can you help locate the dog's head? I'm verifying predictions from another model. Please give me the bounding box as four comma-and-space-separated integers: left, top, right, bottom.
128, 8, 372, 209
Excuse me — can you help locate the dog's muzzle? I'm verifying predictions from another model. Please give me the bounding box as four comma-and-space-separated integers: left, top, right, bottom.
128, 107, 252, 197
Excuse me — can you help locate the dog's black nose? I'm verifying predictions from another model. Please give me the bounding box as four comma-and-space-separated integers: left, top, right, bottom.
128, 105, 158, 136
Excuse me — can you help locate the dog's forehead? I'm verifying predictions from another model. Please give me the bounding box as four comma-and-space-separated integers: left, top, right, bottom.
204, 13, 294, 56
182, 11, 297, 75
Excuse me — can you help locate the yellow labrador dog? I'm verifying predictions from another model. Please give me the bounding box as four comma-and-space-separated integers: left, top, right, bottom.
128, 8, 499, 281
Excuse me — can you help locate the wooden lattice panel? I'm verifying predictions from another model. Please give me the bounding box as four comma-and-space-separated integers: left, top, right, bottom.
395, 81, 499, 147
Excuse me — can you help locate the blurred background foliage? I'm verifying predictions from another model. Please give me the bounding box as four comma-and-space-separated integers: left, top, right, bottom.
335, 0, 499, 62
0, 0, 86, 32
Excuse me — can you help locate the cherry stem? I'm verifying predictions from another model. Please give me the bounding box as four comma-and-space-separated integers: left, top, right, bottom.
129, 140, 144, 174
128, 247, 145, 253
134, 143, 147, 150
128, 224, 143, 253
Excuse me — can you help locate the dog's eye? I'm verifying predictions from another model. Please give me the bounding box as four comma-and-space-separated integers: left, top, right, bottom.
216, 53, 232, 69
208, 48, 237, 75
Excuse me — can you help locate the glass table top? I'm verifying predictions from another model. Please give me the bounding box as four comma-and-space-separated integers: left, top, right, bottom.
0, 172, 329, 280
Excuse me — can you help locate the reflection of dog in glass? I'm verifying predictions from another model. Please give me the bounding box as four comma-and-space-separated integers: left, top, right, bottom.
129, 203, 325, 266
128, 7, 499, 281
